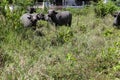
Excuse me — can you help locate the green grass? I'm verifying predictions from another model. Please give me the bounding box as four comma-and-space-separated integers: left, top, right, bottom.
0, 5, 120, 80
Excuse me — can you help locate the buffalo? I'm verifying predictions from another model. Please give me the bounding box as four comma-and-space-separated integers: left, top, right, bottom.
113, 11, 120, 28
27, 6, 36, 14
48, 10, 72, 27
20, 13, 44, 30
40, 14, 53, 24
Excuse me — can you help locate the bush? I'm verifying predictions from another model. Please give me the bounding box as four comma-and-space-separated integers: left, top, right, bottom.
64, 8, 81, 15
0, 49, 14, 68
64, 6, 92, 16
56, 27, 73, 44
95, 1, 118, 17
51, 27, 73, 46
114, 0, 120, 6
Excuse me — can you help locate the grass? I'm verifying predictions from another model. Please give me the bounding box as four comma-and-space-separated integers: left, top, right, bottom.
0, 5, 120, 80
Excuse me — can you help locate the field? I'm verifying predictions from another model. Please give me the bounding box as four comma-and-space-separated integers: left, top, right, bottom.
0, 2, 120, 80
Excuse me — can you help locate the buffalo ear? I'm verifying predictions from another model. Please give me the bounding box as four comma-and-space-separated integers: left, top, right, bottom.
37, 13, 45, 20
113, 14, 117, 17
36, 14, 40, 19
48, 14, 51, 17
113, 13, 118, 17
53, 10, 57, 14
113, 11, 120, 17
27, 15, 32, 20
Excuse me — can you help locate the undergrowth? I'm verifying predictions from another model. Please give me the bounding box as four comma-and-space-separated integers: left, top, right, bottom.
0, 1, 120, 80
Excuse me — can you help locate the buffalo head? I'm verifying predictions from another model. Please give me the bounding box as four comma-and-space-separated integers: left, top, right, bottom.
48, 9, 57, 17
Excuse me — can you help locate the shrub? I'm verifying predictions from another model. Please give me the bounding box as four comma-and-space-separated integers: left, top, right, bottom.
79, 24, 87, 33
56, 27, 73, 44
0, 49, 14, 68
64, 6, 91, 16
51, 27, 73, 46
95, 1, 118, 17
64, 8, 81, 15
114, 0, 120, 6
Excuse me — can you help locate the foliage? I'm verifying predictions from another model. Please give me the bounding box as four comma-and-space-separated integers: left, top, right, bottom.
56, 26, 73, 45
110, 0, 120, 6
94, 1, 118, 17
0, 1, 120, 80
64, 6, 93, 16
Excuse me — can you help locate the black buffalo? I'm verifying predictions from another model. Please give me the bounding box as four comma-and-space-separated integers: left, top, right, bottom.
113, 11, 120, 28
39, 14, 53, 24
48, 10, 72, 27
27, 6, 36, 14
20, 13, 44, 30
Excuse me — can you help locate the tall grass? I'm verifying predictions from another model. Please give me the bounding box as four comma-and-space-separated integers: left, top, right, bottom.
0, 1, 120, 80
